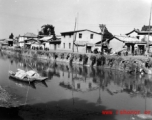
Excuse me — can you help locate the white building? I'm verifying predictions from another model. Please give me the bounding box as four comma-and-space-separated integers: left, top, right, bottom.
39, 35, 61, 50
125, 27, 152, 54
60, 29, 102, 53
108, 37, 125, 53
18, 33, 37, 47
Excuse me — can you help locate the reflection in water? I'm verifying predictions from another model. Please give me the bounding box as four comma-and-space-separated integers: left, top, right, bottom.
6, 54, 152, 98
1, 52, 152, 97
24, 84, 30, 105
1, 52, 152, 119
9, 77, 36, 89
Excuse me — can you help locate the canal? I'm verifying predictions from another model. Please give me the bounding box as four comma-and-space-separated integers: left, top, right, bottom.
0, 51, 152, 120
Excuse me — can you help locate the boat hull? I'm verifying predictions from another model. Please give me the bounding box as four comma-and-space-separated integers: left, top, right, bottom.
9, 71, 48, 82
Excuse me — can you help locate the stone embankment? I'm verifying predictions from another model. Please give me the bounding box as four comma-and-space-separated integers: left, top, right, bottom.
1, 47, 152, 74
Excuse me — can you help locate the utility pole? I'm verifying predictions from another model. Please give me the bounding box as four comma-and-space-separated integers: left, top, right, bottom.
147, 2, 152, 55
99, 24, 106, 54
73, 15, 78, 52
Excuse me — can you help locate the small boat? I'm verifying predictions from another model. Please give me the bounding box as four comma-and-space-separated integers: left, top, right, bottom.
9, 76, 36, 89
9, 69, 48, 82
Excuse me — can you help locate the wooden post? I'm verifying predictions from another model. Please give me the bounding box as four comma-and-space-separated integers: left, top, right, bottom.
72, 17, 77, 52
86, 44, 87, 53
147, 1, 152, 55
73, 13, 78, 53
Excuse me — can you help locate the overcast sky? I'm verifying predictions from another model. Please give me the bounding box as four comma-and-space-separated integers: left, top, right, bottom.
0, 0, 151, 38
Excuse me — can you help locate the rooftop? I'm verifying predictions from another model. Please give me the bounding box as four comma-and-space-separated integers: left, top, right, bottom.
141, 25, 152, 31
61, 29, 101, 35
21, 32, 37, 38
126, 29, 152, 35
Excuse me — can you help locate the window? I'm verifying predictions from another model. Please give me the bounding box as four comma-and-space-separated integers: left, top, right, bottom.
77, 83, 80, 89
79, 33, 82, 38
90, 34, 93, 39
63, 43, 65, 48
69, 43, 71, 49
137, 36, 140, 39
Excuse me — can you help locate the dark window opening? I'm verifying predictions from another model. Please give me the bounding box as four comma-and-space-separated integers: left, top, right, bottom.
63, 43, 65, 48
90, 34, 93, 39
69, 43, 71, 49
79, 33, 82, 38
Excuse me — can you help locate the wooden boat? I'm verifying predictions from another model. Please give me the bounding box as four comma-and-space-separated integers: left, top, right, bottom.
9, 70, 48, 82
9, 76, 36, 89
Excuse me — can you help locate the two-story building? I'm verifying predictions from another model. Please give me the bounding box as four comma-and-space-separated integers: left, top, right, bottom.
60, 29, 102, 53
124, 25, 152, 54
18, 33, 38, 47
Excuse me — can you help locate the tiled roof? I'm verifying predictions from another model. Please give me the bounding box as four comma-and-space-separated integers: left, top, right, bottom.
126, 29, 152, 35
22, 33, 37, 37
125, 29, 139, 35
39, 36, 53, 41
114, 35, 143, 43
61, 29, 101, 35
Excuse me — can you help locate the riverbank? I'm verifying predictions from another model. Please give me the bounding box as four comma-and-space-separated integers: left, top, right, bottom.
1, 47, 152, 74
0, 100, 110, 120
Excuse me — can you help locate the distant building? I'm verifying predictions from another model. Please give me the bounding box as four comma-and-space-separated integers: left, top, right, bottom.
38, 35, 61, 50
125, 26, 152, 54
18, 33, 37, 47
0, 38, 15, 47
60, 29, 102, 53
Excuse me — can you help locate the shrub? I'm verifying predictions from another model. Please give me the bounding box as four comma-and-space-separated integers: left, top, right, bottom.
70, 53, 74, 60
66, 53, 70, 59
90, 55, 96, 65
74, 54, 79, 60
53, 53, 57, 59
82, 54, 88, 65
96, 55, 102, 66
60, 53, 64, 59
90, 55, 96, 61
101, 55, 106, 65
33, 54, 37, 60
78, 54, 83, 61
116, 57, 123, 64
147, 59, 152, 68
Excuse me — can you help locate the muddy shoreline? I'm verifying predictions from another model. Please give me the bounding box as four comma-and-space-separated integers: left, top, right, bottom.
0, 101, 115, 120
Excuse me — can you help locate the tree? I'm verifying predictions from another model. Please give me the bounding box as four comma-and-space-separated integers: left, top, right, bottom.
38, 24, 56, 39
141, 25, 152, 31
102, 27, 113, 42
9, 33, 14, 39
99, 25, 113, 54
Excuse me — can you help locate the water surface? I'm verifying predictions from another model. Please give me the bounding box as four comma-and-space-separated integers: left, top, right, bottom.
0, 52, 152, 120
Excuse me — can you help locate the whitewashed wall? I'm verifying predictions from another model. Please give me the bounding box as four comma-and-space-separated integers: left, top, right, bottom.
18, 36, 26, 47
59, 30, 101, 52
109, 38, 125, 53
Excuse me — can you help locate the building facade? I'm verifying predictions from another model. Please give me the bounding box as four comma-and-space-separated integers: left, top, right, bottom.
18, 33, 37, 47
60, 29, 102, 53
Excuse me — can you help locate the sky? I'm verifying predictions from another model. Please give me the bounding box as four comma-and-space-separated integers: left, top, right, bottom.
0, 0, 151, 38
